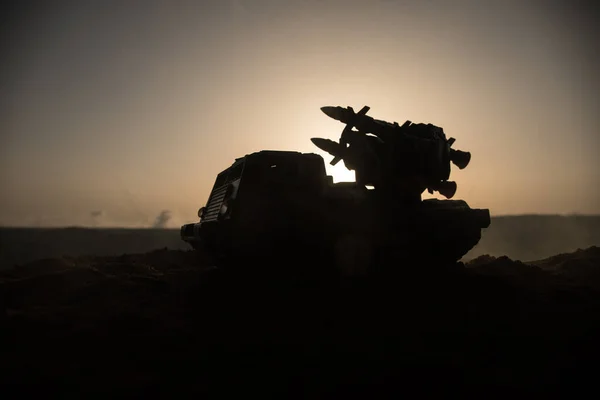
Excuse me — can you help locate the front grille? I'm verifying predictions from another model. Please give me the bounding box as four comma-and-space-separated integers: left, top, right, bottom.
203, 184, 228, 222
202, 160, 245, 223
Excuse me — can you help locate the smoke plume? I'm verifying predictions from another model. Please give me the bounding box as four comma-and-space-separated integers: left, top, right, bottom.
153, 210, 172, 228
90, 210, 104, 227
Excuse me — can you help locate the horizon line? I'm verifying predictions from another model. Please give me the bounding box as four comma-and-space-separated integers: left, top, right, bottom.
1, 213, 600, 229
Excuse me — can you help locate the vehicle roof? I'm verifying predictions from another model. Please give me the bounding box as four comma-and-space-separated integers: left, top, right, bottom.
234, 150, 322, 163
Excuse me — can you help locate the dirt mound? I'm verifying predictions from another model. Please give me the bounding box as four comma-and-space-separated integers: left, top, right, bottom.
466, 246, 600, 289
2, 246, 599, 313
0, 249, 211, 322
530, 246, 600, 275
1, 248, 207, 281
2, 246, 600, 396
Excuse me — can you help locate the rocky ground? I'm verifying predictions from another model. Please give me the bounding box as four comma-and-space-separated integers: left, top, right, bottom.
1, 247, 600, 398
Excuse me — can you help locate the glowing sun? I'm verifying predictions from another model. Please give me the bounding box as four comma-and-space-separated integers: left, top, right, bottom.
326, 162, 356, 183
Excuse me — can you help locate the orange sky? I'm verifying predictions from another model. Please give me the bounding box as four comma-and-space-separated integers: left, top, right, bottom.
1, 0, 598, 227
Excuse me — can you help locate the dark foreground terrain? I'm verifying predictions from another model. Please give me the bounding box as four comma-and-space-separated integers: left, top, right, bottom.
2, 245, 600, 397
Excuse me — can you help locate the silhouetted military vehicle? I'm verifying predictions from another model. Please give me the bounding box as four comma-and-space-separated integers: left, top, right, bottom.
181, 106, 490, 275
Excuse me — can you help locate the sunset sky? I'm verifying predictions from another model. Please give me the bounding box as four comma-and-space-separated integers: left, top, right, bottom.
1, 0, 598, 227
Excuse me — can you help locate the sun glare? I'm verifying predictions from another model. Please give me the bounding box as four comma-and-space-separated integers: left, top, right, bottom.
327, 162, 356, 183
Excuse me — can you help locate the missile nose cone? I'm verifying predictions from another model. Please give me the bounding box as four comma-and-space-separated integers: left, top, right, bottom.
311, 137, 326, 150
311, 137, 341, 155
311, 137, 331, 148
320, 106, 337, 118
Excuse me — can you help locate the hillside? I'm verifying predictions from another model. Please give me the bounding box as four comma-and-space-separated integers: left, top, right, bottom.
467, 214, 600, 261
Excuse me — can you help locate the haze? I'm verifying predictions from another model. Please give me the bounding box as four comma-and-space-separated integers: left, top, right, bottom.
1, 0, 598, 228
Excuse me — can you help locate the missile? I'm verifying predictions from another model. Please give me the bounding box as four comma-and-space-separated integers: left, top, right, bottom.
450, 149, 471, 170
310, 137, 344, 156
320, 105, 371, 126
320, 106, 351, 122
321, 105, 398, 141
310, 137, 347, 166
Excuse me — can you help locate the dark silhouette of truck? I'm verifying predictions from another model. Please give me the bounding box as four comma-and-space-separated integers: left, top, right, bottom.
181, 106, 490, 275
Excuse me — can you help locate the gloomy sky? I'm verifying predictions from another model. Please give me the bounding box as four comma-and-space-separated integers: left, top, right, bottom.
1, 0, 599, 227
